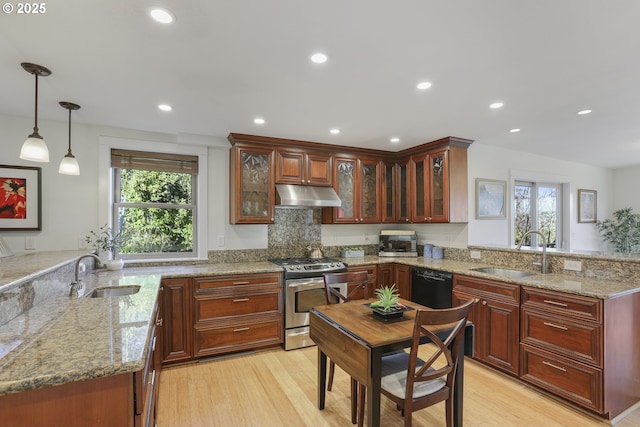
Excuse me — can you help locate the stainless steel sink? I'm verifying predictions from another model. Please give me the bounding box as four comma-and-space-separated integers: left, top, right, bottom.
470, 267, 535, 279
88, 285, 141, 298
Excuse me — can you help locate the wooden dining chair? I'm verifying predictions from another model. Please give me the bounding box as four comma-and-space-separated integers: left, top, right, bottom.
378, 299, 474, 427
323, 270, 370, 426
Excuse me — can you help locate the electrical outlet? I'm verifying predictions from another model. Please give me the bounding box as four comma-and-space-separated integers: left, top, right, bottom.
564, 260, 582, 271
217, 235, 225, 247
470, 250, 481, 259
25, 236, 36, 250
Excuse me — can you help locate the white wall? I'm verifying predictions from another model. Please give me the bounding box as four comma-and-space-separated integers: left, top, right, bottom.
0, 112, 628, 255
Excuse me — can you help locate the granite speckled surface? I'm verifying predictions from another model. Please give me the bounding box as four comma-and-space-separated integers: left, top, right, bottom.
343, 255, 640, 299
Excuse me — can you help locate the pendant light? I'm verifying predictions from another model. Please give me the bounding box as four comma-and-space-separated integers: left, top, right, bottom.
19, 62, 51, 162
58, 101, 81, 175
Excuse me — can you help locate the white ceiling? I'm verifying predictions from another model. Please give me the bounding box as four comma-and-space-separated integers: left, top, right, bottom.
2, 0, 640, 169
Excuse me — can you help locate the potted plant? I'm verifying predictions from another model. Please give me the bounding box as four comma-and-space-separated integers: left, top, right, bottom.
369, 284, 408, 320
595, 207, 640, 256
85, 225, 125, 270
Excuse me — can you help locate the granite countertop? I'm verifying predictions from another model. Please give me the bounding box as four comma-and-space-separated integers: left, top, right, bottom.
343, 255, 640, 299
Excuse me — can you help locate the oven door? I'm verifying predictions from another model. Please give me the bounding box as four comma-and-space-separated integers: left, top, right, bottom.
285, 277, 347, 329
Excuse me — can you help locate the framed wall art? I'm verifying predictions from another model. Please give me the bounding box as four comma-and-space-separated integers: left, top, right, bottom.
476, 178, 506, 219
578, 189, 597, 223
0, 165, 42, 231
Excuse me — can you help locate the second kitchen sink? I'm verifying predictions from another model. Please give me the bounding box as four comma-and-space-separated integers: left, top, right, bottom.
470, 267, 536, 279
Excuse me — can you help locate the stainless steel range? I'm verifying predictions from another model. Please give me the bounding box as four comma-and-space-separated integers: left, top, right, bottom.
270, 257, 347, 350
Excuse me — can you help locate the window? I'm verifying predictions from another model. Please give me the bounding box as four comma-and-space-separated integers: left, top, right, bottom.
111, 149, 198, 259
514, 181, 562, 248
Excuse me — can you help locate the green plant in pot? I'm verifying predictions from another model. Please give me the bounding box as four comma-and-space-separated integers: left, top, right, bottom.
595, 207, 640, 256
85, 225, 125, 269
370, 284, 403, 312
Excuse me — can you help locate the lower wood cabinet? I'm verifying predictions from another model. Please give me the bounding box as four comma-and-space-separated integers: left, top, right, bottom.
452, 275, 520, 376
161, 278, 193, 364
192, 273, 283, 357
346, 264, 377, 298
375, 263, 411, 299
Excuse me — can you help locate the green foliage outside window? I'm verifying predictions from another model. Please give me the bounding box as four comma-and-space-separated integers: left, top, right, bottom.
118, 169, 194, 254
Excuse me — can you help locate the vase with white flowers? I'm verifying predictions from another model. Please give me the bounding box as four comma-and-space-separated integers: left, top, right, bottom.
85, 225, 125, 270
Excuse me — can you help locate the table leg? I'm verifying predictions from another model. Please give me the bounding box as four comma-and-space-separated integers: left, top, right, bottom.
367, 348, 382, 427
317, 347, 327, 410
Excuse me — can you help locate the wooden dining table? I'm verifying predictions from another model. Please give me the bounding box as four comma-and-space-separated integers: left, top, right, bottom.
309, 298, 473, 427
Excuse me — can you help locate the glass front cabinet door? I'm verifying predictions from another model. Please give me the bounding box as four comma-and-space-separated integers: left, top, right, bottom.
326, 156, 380, 223
411, 150, 449, 223
230, 146, 275, 224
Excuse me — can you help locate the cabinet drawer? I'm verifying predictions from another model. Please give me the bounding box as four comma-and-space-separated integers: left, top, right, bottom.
194, 273, 282, 292
521, 287, 601, 322
194, 317, 283, 357
520, 344, 602, 413
194, 290, 282, 322
453, 275, 519, 305
521, 308, 602, 366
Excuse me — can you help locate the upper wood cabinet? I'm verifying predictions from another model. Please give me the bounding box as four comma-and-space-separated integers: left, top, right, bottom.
322, 156, 381, 223
381, 158, 411, 223
229, 145, 275, 224
275, 149, 333, 186
410, 143, 468, 223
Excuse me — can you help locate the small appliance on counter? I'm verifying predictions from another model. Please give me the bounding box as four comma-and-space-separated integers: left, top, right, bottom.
378, 230, 418, 257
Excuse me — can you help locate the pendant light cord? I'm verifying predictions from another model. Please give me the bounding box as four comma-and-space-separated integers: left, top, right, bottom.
32, 73, 39, 136
67, 108, 72, 153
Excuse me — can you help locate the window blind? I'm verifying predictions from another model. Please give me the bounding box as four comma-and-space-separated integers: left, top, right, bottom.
111, 149, 198, 174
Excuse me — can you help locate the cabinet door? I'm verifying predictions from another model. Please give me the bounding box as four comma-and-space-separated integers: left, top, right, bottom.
410, 154, 429, 222
381, 162, 396, 223
275, 150, 305, 184
347, 265, 377, 298
161, 278, 192, 364
358, 158, 381, 223
396, 160, 411, 223
427, 150, 449, 222
333, 157, 358, 223
394, 264, 411, 300
377, 264, 394, 288
481, 298, 520, 376
452, 290, 480, 356
306, 152, 333, 186
231, 146, 275, 224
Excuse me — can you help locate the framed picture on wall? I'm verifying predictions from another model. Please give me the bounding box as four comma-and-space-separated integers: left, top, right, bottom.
0, 165, 42, 231
578, 189, 597, 223
475, 178, 506, 219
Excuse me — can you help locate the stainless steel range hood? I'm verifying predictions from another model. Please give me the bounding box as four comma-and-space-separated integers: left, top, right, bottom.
275, 184, 341, 208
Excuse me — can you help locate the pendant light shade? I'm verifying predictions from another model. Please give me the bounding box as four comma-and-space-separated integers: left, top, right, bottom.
58, 101, 81, 175
19, 63, 51, 163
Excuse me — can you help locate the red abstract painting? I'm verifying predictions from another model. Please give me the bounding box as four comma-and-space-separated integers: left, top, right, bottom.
0, 177, 27, 219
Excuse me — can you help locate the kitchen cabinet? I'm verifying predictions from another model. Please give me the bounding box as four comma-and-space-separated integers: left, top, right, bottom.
229, 144, 275, 224
192, 273, 283, 357
161, 278, 193, 364
452, 275, 520, 376
376, 263, 411, 300
135, 301, 161, 427
410, 143, 468, 223
322, 155, 381, 223
347, 264, 377, 298
275, 149, 333, 186
381, 159, 411, 223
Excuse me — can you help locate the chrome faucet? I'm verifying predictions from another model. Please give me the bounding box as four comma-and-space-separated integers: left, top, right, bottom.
516, 230, 548, 274
69, 254, 103, 296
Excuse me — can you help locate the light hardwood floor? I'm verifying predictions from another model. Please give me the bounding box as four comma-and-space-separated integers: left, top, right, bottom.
157, 347, 640, 426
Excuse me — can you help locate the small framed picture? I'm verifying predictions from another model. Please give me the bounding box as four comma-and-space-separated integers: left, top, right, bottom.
578, 189, 597, 223
0, 164, 42, 231
475, 178, 506, 219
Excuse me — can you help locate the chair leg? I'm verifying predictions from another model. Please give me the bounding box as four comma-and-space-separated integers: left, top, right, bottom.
445, 397, 453, 427
350, 378, 358, 424
357, 383, 366, 427
327, 360, 335, 391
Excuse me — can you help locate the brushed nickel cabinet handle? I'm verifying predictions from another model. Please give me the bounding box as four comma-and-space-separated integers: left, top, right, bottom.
544, 321, 568, 331
234, 327, 250, 332
233, 298, 250, 303
232, 281, 250, 285
156, 318, 163, 326
542, 361, 567, 372
543, 299, 568, 307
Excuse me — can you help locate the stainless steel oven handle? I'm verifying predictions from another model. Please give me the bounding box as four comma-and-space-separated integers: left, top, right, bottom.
286, 277, 325, 290
287, 330, 310, 337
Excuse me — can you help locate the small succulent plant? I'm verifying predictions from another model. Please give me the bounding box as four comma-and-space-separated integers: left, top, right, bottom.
370, 284, 402, 312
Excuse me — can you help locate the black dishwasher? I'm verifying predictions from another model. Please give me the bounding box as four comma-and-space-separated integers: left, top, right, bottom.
411, 267, 453, 309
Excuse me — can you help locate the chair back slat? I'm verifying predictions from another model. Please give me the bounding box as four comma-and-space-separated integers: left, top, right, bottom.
323, 270, 370, 304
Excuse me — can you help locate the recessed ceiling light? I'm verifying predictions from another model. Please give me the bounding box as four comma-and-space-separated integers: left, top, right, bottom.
330, 128, 340, 135
158, 104, 172, 112
148, 7, 175, 24
577, 109, 592, 115
509, 128, 521, 133
489, 102, 504, 109
254, 118, 265, 125
311, 53, 328, 64
416, 81, 432, 90
390, 137, 400, 143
